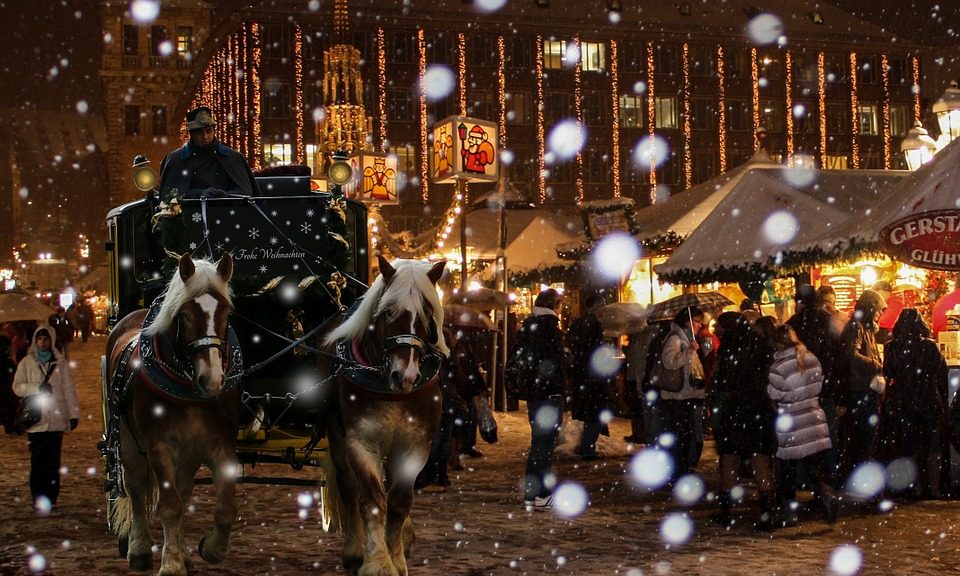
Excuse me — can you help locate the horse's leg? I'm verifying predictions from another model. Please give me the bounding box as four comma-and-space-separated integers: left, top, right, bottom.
384, 478, 416, 576
151, 447, 192, 576
198, 447, 238, 565
173, 462, 198, 574
330, 440, 366, 574
119, 426, 154, 571
347, 440, 396, 576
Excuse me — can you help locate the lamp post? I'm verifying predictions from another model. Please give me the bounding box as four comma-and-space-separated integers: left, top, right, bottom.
900, 121, 938, 171
933, 81, 960, 147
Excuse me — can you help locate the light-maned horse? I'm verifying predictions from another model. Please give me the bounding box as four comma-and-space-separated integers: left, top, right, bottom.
319, 255, 448, 576
106, 253, 240, 576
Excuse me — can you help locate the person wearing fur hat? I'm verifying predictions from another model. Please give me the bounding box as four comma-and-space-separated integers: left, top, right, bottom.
837, 289, 887, 479
157, 106, 261, 201
12, 326, 80, 511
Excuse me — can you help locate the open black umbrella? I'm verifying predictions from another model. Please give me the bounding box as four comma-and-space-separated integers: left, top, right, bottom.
645, 292, 734, 322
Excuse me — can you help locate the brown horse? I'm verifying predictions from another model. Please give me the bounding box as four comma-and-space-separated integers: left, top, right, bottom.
319, 255, 448, 576
105, 253, 240, 576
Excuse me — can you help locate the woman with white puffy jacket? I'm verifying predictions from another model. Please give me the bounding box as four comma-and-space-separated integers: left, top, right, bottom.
767, 324, 839, 527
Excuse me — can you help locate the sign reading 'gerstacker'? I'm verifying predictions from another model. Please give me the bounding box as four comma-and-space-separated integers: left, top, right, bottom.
879, 209, 960, 271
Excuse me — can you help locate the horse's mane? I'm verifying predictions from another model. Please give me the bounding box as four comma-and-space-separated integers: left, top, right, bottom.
324, 259, 449, 356
142, 259, 233, 336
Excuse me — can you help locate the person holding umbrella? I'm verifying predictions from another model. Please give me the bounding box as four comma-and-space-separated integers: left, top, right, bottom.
660, 306, 708, 480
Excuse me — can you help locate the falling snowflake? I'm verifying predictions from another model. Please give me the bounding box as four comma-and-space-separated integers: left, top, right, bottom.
306, 209, 315, 217
229, 209, 236, 216
215, 242, 224, 252
270, 236, 279, 245
188, 242, 198, 250
259, 265, 268, 274
300, 222, 312, 234
271, 210, 278, 217
249, 227, 260, 239
191, 212, 202, 223
224, 236, 231, 244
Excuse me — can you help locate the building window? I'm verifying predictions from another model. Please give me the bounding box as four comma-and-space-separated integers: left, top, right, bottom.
388, 88, 414, 121
584, 150, 609, 183
825, 53, 849, 84
123, 25, 139, 55
826, 102, 850, 134
654, 44, 678, 76
176, 27, 193, 60
760, 100, 784, 132
758, 50, 781, 80
468, 35, 495, 67
582, 90, 608, 126
388, 32, 418, 64
263, 143, 292, 166
887, 57, 910, 85
889, 104, 910, 137
691, 98, 714, 131
858, 104, 879, 135
151, 106, 167, 136
725, 47, 750, 79
619, 95, 643, 128
506, 91, 533, 125
544, 91, 572, 123
692, 150, 717, 184
543, 39, 566, 70
824, 154, 849, 170
425, 35, 452, 64
581, 42, 606, 72
151, 25, 167, 56
124, 105, 141, 136
690, 45, 715, 77
793, 102, 817, 134
655, 97, 678, 129
858, 55, 878, 84
306, 144, 319, 175
506, 36, 533, 69
470, 90, 498, 120
262, 82, 292, 119
619, 42, 645, 74
262, 25, 293, 60
727, 99, 751, 132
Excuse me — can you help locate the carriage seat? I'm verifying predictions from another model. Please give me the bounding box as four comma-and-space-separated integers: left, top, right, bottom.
256, 175, 313, 197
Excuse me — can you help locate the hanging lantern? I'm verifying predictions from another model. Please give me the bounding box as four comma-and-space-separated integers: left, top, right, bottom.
430, 116, 499, 184
900, 121, 937, 171
343, 151, 399, 204
933, 81, 960, 145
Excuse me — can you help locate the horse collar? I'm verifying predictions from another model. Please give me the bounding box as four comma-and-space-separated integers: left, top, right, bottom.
138, 296, 243, 404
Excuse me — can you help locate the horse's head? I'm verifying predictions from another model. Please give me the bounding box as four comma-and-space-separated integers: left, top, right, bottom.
145, 253, 235, 398
376, 255, 446, 393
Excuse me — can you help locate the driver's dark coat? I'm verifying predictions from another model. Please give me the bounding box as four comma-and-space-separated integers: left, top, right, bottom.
159, 141, 261, 198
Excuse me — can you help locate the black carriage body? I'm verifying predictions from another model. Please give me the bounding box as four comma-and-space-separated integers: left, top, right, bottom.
104, 178, 370, 468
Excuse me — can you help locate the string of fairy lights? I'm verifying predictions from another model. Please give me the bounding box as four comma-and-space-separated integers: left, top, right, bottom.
609, 40, 621, 199
574, 37, 585, 206
751, 48, 760, 152
785, 51, 794, 163
377, 28, 388, 151
682, 42, 692, 191
646, 41, 656, 204
849, 52, 860, 169
717, 45, 727, 173
535, 35, 546, 205
190, 22, 921, 213
818, 51, 827, 169
881, 54, 891, 169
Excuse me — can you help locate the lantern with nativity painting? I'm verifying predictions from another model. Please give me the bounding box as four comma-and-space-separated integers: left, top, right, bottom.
341, 151, 399, 204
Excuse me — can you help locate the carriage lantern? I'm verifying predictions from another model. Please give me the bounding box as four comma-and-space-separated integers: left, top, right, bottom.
132, 155, 157, 192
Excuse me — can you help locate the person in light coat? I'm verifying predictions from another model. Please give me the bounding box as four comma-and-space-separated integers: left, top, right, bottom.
767, 324, 838, 527
660, 306, 707, 479
13, 326, 80, 511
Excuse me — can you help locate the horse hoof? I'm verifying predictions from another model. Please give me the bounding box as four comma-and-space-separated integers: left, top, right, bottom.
198, 534, 226, 564
118, 535, 129, 558
128, 552, 152, 571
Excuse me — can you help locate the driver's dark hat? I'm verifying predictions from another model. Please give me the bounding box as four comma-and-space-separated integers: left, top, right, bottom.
185, 106, 217, 131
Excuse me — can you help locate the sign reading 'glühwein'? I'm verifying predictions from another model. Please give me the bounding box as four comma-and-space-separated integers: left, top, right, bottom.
879, 209, 960, 271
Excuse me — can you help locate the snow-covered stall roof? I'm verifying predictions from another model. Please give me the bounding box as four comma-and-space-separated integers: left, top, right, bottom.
787, 137, 960, 263
654, 168, 907, 284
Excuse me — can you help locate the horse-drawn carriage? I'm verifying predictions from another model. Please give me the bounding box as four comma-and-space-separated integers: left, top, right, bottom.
98, 164, 447, 576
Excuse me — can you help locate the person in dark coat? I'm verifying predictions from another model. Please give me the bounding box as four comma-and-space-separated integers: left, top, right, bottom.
47, 307, 74, 358
838, 289, 887, 478
512, 288, 569, 510
0, 336, 17, 434
709, 312, 777, 529
879, 308, 948, 498
451, 330, 488, 459
567, 293, 613, 460
158, 106, 261, 200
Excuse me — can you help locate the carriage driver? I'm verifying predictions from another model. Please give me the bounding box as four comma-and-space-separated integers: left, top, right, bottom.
157, 106, 261, 200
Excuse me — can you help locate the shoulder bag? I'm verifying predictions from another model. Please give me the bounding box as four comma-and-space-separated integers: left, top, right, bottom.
14, 361, 57, 435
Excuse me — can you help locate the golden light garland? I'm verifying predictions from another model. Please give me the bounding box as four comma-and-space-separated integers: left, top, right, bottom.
251, 22, 262, 170
294, 24, 305, 164
610, 39, 621, 198
231, 34, 241, 150
497, 35, 507, 149
751, 47, 760, 151
458, 33, 468, 204
881, 53, 891, 169
717, 45, 727, 173
849, 51, 860, 169
785, 51, 794, 162
682, 42, 691, 190
818, 51, 827, 169
574, 36, 584, 205
535, 34, 546, 204
238, 25, 248, 159
418, 28, 428, 202
377, 28, 387, 151
646, 40, 656, 204
912, 56, 921, 122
